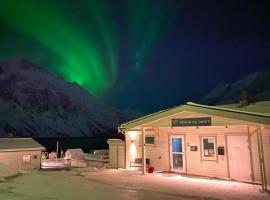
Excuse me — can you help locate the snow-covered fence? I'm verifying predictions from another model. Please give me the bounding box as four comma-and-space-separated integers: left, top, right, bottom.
84, 150, 109, 168
41, 158, 71, 169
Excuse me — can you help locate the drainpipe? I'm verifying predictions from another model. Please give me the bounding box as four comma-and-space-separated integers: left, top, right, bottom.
256, 125, 268, 191
247, 126, 255, 182
141, 127, 146, 175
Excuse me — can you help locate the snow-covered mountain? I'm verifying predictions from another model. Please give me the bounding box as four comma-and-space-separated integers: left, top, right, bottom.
199, 68, 270, 105
0, 59, 140, 137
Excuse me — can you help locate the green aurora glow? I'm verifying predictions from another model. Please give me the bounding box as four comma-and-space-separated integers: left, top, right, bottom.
0, 0, 180, 96
126, 0, 181, 72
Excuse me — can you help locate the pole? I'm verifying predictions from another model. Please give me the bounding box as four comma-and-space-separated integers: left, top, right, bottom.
56, 140, 59, 162
247, 126, 255, 182
141, 127, 146, 175
256, 125, 267, 191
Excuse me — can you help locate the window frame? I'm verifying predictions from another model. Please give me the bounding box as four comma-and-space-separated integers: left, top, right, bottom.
22, 154, 31, 165
145, 135, 155, 145
201, 136, 217, 161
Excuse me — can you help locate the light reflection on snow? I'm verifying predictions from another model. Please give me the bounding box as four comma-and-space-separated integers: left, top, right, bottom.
0, 169, 266, 200
157, 173, 241, 186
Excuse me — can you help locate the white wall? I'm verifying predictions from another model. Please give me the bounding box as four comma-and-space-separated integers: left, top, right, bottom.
125, 124, 270, 184
0, 150, 42, 170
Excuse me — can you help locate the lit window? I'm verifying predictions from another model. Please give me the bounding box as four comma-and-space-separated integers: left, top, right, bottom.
201, 137, 216, 160
22, 155, 31, 165
145, 136, 155, 145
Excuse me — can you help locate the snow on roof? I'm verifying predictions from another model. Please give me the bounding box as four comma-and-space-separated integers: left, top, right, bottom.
218, 101, 270, 115
119, 101, 270, 130
187, 102, 270, 117
0, 138, 45, 152
65, 148, 84, 154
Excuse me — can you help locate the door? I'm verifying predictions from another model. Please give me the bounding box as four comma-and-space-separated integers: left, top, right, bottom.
227, 136, 251, 182
170, 135, 185, 173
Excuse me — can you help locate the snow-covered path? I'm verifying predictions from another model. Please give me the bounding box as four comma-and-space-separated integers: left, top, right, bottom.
0, 169, 269, 200
82, 169, 270, 200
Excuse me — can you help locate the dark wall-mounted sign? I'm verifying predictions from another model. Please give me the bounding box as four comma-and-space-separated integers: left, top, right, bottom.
218, 146, 225, 155
172, 117, 211, 127
190, 146, 198, 151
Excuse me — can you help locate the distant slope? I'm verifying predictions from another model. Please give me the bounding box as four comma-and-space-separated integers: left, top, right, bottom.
199, 68, 270, 105
219, 101, 270, 115
0, 59, 141, 137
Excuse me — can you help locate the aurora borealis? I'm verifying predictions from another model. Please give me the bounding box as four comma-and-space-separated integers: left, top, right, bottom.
0, 0, 118, 95
1, 0, 270, 112
0, 0, 179, 96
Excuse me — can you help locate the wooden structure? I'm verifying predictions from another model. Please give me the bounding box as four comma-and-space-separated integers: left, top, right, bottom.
119, 102, 270, 190
0, 138, 45, 170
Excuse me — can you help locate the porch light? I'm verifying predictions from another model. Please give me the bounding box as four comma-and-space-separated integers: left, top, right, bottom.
129, 131, 138, 140
128, 131, 138, 168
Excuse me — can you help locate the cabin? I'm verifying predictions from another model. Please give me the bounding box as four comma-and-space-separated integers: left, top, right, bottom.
65, 148, 84, 160
0, 138, 45, 170
118, 102, 270, 190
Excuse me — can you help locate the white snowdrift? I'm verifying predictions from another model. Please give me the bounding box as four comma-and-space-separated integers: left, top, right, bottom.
0, 168, 269, 200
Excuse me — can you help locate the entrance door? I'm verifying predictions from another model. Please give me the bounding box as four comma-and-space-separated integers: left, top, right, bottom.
227, 136, 251, 182
170, 135, 185, 173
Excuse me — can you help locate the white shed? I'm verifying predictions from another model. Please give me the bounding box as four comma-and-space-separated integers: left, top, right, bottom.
0, 138, 45, 171
64, 148, 87, 167
65, 148, 84, 160
107, 139, 125, 169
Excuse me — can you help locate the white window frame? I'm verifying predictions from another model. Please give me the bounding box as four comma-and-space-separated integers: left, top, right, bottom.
201, 136, 217, 161
22, 154, 31, 165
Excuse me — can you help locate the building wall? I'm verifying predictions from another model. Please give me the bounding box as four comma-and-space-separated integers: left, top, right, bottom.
261, 125, 270, 185
125, 124, 270, 184
0, 150, 42, 170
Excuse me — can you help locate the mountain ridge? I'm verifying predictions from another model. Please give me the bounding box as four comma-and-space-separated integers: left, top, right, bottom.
199, 67, 270, 105
0, 59, 140, 137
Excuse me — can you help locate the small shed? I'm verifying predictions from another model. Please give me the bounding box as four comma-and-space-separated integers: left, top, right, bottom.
0, 138, 45, 170
65, 148, 84, 160
65, 148, 87, 167
107, 139, 125, 169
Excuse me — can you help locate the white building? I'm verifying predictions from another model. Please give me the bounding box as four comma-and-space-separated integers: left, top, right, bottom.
119, 102, 270, 190
65, 148, 84, 160
0, 138, 45, 170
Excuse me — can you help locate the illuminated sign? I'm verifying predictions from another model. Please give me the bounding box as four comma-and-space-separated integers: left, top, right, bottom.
172, 117, 211, 127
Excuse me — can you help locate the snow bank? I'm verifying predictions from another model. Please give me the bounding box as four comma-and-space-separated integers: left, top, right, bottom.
0, 162, 20, 180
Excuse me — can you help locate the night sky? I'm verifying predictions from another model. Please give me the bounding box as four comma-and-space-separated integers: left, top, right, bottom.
0, 0, 270, 113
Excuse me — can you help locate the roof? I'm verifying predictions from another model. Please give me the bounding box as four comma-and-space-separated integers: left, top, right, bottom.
0, 138, 45, 152
65, 148, 84, 154
219, 101, 270, 114
119, 102, 270, 130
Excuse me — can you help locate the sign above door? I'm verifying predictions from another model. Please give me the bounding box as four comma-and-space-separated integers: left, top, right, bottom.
172, 117, 211, 127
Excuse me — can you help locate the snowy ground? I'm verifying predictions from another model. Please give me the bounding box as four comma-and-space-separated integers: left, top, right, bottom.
0, 168, 269, 200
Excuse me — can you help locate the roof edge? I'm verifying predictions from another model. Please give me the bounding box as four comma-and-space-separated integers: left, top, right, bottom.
119, 102, 270, 130
119, 103, 184, 129
186, 102, 270, 118
0, 147, 45, 152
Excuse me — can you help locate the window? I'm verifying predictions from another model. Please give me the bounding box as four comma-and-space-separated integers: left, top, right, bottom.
22, 155, 31, 165
139, 135, 156, 146
145, 136, 155, 145
201, 136, 216, 160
